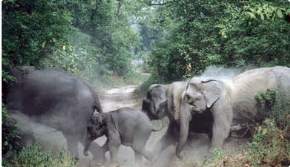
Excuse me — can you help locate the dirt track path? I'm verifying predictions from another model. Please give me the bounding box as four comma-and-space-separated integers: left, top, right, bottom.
100, 85, 141, 112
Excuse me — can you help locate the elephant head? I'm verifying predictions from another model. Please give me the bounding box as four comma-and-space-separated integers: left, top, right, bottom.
183, 78, 222, 113
84, 108, 106, 156
142, 84, 168, 120
177, 78, 224, 157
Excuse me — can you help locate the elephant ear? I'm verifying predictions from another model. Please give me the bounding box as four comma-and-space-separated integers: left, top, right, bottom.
201, 79, 223, 108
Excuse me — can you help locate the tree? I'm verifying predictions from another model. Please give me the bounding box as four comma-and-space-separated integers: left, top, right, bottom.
148, 0, 290, 81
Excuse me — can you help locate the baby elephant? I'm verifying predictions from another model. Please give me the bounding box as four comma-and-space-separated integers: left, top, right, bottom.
84, 107, 161, 164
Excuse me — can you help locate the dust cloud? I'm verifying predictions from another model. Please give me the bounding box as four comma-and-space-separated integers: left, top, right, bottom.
200, 65, 242, 79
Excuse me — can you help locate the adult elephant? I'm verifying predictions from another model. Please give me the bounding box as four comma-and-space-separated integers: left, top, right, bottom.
142, 81, 187, 153
7, 68, 104, 160
177, 66, 290, 157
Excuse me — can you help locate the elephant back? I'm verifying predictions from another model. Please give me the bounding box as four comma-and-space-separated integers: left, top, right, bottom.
231, 66, 289, 125
7, 69, 101, 133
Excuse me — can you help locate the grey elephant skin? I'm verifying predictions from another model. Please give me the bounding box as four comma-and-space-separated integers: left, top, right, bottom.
142, 81, 188, 153
84, 107, 160, 164
178, 66, 290, 156
7, 69, 104, 160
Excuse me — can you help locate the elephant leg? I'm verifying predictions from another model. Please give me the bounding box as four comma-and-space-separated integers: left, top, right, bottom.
177, 104, 192, 158
208, 131, 213, 141
102, 138, 109, 153
159, 132, 175, 153
211, 109, 232, 151
89, 142, 106, 163
133, 144, 152, 162
133, 131, 152, 161
134, 151, 143, 166
109, 143, 120, 162
155, 122, 177, 154
65, 134, 80, 159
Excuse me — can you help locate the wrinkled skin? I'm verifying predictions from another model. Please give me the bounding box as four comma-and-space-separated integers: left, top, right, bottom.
84, 107, 160, 164
7, 68, 104, 160
142, 82, 187, 154
178, 66, 290, 157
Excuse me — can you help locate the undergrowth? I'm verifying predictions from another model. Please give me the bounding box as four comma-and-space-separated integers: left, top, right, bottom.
204, 119, 290, 167
3, 145, 76, 167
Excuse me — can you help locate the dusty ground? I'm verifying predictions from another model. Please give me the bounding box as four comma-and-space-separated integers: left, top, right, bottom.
13, 85, 248, 167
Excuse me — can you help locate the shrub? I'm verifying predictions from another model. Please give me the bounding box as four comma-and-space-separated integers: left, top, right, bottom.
255, 89, 290, 128
3, 145, 76, 167
2, 106, 23, 159
204, 119, 290, 167
248, 119, 289, 166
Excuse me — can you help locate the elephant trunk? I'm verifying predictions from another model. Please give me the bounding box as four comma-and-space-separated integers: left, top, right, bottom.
176, 104, 191, 158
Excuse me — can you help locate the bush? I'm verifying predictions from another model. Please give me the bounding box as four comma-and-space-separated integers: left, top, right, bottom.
3, 145, 76, 167
248, 119, 289, 167
255, 89, 290, 128
2, 106, 23, 159
204, 119, 290, 167
148, 0, 290, 81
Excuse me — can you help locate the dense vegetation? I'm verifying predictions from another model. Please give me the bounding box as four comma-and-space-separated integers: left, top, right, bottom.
2, 0, 151, 87
147, 0, 290, 81
2, 0, 290, 166
4, 0, 289, 83
3, 145, 76, 167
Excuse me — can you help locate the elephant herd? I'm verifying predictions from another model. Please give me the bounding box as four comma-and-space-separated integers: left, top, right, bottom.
6, 66, 290, 165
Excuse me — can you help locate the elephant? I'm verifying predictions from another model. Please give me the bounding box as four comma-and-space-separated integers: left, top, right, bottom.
84, 107, 161, 164
177, 66, 290, 157
142, 81, 187, 153
7, 68, 105, 160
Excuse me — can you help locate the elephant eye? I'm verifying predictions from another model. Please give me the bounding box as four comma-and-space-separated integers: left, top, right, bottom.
184, 94, 191, 101
194, 97, 201, 101
87, 126, 92, 132
189, 101, 196, 106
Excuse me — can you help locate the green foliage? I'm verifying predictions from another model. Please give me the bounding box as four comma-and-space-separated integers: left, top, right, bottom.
255, 88, 290, 128
248, 119, 289, 167
2, 105, 23, 159
148, 0, 290, 81
3, 145, 76, 167
205, 148, 225, 166
255, 89, 277, 119
2, 0, 72, 78
204, 119, 290, 167
255, 89, 276, 105
64, 0, 140, 76
3, 0, 146, 92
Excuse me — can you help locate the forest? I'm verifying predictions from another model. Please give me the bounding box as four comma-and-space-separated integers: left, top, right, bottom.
2, 0, 290, 167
